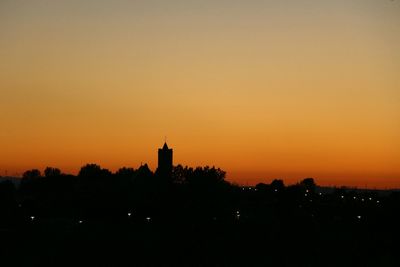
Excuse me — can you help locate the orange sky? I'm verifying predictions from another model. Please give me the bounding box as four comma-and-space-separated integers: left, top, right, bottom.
1, 1, 399, 188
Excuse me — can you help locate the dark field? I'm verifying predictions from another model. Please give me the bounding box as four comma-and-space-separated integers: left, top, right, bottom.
1, 188, 399, 267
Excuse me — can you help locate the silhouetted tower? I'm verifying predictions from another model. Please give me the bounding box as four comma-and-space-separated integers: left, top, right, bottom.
158, 142, 173, 177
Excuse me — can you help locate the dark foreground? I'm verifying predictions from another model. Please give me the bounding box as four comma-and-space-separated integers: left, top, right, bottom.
1, 192, 399, 267
1, 166, 399, 266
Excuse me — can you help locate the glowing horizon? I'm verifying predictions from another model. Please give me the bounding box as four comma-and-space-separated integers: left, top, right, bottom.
1, 1, 399, 188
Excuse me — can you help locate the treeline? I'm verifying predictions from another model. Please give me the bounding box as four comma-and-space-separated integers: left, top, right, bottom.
0, 164, 230, 223
1, 164, 400, 227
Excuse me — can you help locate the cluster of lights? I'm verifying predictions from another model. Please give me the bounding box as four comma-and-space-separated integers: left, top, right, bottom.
23, 193, 384, 226
241, 187, 258, 191
347, 195, 381, 205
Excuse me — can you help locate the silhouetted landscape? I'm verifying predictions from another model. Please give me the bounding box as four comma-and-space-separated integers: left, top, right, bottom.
2, 0, 399, 266
0, 143, 399, 266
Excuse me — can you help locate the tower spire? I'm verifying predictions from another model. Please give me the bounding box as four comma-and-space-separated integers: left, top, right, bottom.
158, 141, 173, 178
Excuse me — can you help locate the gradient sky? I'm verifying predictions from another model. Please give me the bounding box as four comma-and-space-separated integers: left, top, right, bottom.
1, 0, 399, 188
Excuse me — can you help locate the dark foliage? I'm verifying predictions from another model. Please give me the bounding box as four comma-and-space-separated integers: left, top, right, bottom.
0, 165, 399, 266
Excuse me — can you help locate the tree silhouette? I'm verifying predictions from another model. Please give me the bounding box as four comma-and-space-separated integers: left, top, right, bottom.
22, 169, 41, 179
187, 166, 226, 188
270, 179, 285, 191
20, 169, 43, 197
78, 164, 111, 180
44, 167, 61, 178
115, 167, 136, 178
300, 178, 316, 192
255, 182, 269, 191
171, 164, 187, 184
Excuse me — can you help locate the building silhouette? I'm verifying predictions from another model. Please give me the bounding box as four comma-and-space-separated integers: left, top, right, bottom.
158, 142, 173, 177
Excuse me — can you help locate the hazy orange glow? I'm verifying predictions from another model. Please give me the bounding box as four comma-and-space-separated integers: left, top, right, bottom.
1, 1, 399, 188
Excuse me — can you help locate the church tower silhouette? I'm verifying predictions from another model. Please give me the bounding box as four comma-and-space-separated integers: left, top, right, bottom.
158, 142, 173, 177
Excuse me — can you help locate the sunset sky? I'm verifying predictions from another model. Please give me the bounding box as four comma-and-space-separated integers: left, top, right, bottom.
1, 0, 399, 188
